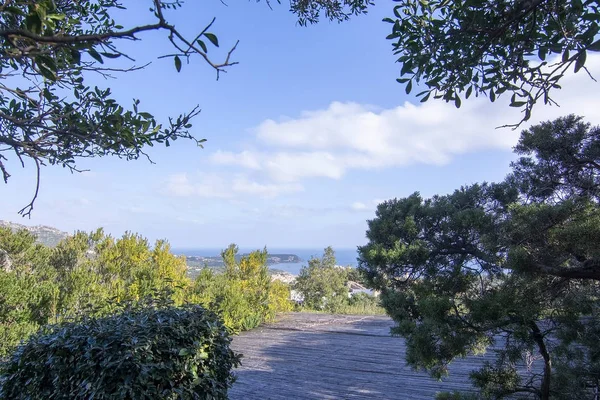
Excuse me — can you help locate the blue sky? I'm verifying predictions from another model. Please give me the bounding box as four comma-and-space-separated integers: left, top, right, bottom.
2, 1, 600, 248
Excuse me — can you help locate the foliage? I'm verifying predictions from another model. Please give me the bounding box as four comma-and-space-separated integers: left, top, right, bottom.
0, 295, 241, 399
346, 265, 368, 286
358, 115, 600, 399
0, 227, 190, 356
293, 247, 385, 315
0, 227, 55, 355
1, 226, 294, 358
289, 0, 374, 26
269, 279, 294, 315
0, 0, 241, 215
0, 0, 379, 216
336, 292, 385, 315
189, 244, 292, 332
294, 247, 349, 312
385, 0, 600, 125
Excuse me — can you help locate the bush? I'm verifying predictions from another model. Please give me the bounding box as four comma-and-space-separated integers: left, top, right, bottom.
189, 245, 293, 332
268, 280, 293, 315
0, 228, 192, 357
338, 292, 385, 315
294, 247, 349, 313
0, 299, 241, 399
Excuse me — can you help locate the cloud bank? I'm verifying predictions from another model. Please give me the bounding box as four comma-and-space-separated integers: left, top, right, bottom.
172, 54, 600, 198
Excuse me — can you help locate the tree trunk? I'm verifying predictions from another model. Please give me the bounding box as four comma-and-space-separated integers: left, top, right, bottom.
530, 321, 552, 400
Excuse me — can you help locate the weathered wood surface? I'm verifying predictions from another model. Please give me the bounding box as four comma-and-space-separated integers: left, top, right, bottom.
229, 313, 499, 400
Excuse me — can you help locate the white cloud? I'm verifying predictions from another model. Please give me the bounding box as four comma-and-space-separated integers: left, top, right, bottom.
351, 202, 368, 211
210, 54, 600, 183
266, 152, 346, 182
263, 205, 335, 218
165, 173, 302, 199
77, 197, 91, 206
231, 178, 302, 197
166, 173, 197, 197
210, 150, 262, 170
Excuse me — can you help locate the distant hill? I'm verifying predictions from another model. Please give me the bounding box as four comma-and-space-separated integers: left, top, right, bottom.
0, 220, 70, 247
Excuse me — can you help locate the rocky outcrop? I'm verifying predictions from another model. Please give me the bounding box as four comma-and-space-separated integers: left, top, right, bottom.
0, 220, 69, 247
0, 248, 12, 272
270, 271, 296, 284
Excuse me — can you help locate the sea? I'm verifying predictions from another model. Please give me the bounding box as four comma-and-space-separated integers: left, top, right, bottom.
171, 247, 360, 275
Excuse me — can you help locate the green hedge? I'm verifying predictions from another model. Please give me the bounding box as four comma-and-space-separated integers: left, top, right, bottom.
0, 301, 241, 399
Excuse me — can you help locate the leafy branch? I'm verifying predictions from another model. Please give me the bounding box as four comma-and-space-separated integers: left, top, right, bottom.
0, 0, 237, 216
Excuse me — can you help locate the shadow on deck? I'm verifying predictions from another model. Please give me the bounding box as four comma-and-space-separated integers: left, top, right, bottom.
229, 313, 493, 400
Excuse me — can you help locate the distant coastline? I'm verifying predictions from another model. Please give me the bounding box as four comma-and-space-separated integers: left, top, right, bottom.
173, 247, 359, 277
183, 253, 301, 269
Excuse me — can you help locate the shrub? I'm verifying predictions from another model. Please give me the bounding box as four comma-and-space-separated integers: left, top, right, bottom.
189, 245, 293, 332
338, 292, 385, 315
294, 247, 349, 312
0, 228, 192, 357
0, 298, 241, 399
268, 280, 293, 315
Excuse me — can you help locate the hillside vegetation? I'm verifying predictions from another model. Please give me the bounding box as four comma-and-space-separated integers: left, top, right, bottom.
0, 227, 292, 357
0, 221, 69, 247
293, 247, 385, 315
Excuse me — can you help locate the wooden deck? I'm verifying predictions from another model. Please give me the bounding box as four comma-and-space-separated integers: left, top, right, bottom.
229, 313, 500, 399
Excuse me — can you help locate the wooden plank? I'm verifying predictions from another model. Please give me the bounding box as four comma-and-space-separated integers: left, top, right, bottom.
228, 313, 508, 400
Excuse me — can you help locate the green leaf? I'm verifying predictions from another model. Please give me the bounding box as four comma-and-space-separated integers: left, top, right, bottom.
174, 56, 182, 72
509, 101, 527, 107
204, 33, 219, 47
47, 13, 66, 21
197, 39, 208, 53
101, 52, 121, 59
582, 13, 600, 22
4, 6, 25, 16
25, 14, 42, 34
562, 49, 570, 63
454, 94, 461, 108
589, 40, 600, 52
574, 50, 587, 73
401, 62, 413, 76
405, 80, 412, 94
70, 49, 81, 64
38, 64, 56, 81
88, 48, 104, 64
36, 55, 57, 81
465, 86, 473, 99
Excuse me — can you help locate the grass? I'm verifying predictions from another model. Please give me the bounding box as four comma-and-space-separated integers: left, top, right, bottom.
335, 302, 386, 315
295, 294, 387, 316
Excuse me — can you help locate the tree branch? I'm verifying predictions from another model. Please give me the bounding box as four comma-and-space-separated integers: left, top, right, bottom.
0, 23, 165, 44
18, 157, 40, 219
532, 261, 600, 281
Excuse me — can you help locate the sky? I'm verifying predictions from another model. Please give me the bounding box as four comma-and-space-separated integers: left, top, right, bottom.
2, 1, 600, 249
